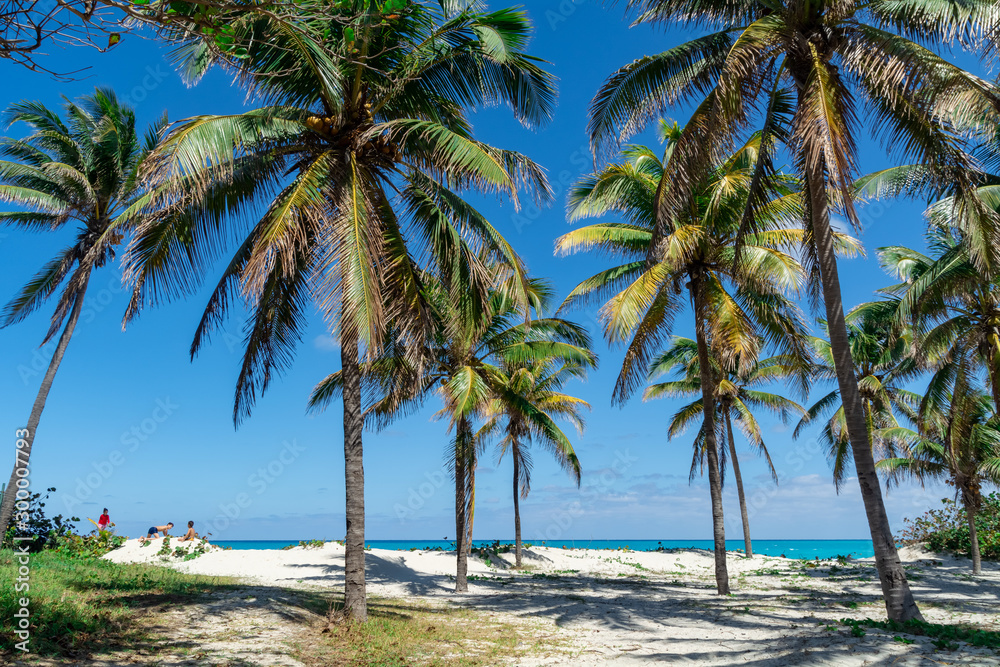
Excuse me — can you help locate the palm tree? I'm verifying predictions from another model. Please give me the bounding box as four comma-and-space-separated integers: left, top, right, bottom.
558, 123, 815, 593
878, 384, 1000, 575
590, 0, 1000, 621
477, 358, 591, 567
309, 277, 596, 591
877, 224, 1000, 415
645, 337, 806, 557
0, 90, 166, 538
794, 301, 923, 489
121, 3, 555, 620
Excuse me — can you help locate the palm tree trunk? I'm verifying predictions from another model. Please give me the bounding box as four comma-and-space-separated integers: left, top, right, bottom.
962, 495, 982, 575
513, 441, 522, 568
804, 160, 922, 622
987, 346, 1000, 416
724, 411, 753, 558
0, 279, 90, 539
340, 334, 367, 622
454, 415, 471, 592
690, 270, 730, 594
466, 454, 476, 552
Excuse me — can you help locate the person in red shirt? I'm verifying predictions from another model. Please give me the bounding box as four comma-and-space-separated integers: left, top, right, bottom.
98, 508, 113, 532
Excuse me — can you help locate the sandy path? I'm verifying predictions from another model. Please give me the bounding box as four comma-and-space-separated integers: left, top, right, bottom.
98, 541, 999, 666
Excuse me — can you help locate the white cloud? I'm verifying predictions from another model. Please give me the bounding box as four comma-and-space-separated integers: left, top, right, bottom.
314, 335, 339, 351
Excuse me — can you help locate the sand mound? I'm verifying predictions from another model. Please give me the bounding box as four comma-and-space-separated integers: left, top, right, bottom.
103, 537, 221, 564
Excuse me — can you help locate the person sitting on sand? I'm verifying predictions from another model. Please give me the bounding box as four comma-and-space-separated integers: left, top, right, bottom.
177, 521, 200, 542
98, 508, 113, 532
139, 522, 173, 543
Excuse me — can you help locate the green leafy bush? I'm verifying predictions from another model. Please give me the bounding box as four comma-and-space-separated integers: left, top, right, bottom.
1, 487, 79, 552
52, 531, 126, 559
899, 494, 1000, 561
157, 536, 173, 557
299, 539, 326, 549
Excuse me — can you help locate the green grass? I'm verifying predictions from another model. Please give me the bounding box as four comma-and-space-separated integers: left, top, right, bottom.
0, 549, 237, 657
0, 551, 568, 665
297, 598, 568, 666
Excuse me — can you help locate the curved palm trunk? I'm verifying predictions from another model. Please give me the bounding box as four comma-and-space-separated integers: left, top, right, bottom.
962, 495, 982, 575
340, 334, 367, 622
724, 411, 753, 558
454, 415, 473, 592
513, 441, 523, 568
690, 271, 730, 594
0, 278, 90, 539
804, 161, 922, 622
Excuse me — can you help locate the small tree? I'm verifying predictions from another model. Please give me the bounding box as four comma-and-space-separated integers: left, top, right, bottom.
478, 358, 591, 567
878, 384, 1000, 575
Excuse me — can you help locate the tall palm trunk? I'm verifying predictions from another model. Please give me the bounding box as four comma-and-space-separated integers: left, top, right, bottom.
0, 278, 90, 539
803, 157, 922, 622
690, 270, 730, 594
961, 493, 982, 575
512, 440, 523, 568
987, 347, 1000, 417
340, 334, 367, 622
724, 411, 753, 558
454, 416, 473, 592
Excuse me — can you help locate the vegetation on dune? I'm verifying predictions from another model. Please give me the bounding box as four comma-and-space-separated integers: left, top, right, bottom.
900, 494, 1000, 564
839, 617, 1000, 651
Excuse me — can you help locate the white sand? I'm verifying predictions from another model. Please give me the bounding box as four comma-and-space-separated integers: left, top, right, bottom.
104, 539, 1000, 665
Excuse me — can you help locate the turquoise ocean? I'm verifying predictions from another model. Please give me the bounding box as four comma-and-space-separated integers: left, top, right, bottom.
212, 539, 876, 559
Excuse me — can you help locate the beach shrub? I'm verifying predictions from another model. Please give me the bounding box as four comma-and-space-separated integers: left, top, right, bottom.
182, 539, 212, 561
1, 486, 79, 552
299, 539, 326, 549
157, 536, 172, 557
899, 494, 1000, 561
52, 531, 126, 559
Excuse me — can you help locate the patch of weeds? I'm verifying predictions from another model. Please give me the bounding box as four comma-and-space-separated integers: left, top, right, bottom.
748, 568, 783, 576
302, 597, 572, 666
840, 618, 1000, 652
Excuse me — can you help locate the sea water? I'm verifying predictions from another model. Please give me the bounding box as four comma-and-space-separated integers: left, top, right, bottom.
213, 539, 876, 559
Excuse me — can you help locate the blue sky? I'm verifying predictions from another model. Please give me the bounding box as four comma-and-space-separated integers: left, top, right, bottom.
0, 1, 965, 542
